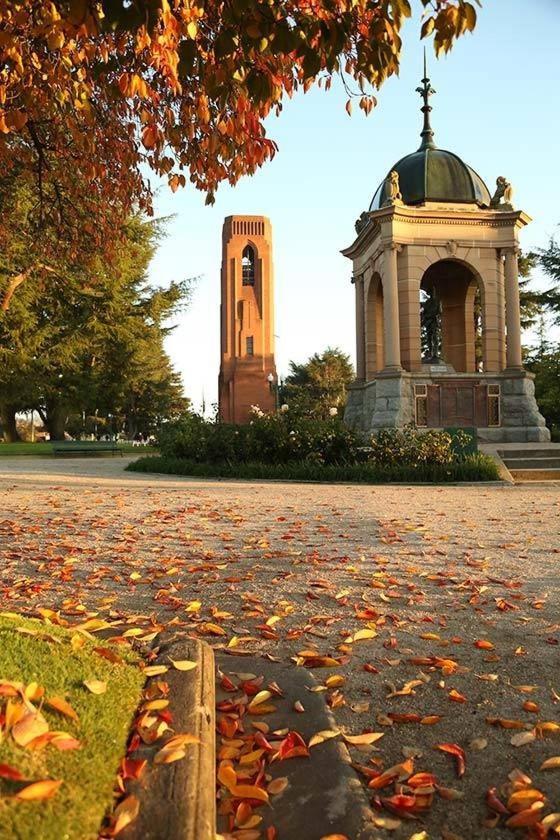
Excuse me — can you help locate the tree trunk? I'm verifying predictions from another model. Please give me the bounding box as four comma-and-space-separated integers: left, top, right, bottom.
0, 404, 21, 442
44, 404, 67, 441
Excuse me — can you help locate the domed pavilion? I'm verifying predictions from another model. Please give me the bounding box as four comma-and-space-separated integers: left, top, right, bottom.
342, 62, 549, 442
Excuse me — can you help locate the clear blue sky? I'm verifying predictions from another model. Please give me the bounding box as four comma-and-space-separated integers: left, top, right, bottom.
148, 0, 560, 412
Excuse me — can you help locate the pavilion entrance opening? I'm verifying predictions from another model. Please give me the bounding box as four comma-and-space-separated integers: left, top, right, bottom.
419, 259, 488, 428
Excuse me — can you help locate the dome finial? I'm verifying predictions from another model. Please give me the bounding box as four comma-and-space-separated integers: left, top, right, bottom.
416, 47, 436, 150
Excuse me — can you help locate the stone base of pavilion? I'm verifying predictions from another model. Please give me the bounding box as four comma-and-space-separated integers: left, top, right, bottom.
344, 369, 550, 443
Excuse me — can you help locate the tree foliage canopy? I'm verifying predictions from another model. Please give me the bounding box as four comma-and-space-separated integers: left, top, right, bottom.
0, 0, 479, 253
0, 203, 190, 440
281, 346, 354, 418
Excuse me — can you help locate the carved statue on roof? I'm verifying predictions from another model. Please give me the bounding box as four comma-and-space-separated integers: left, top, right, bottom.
354, 211, 370, 234
383, 170, 403, 207
490, 176, 514, 210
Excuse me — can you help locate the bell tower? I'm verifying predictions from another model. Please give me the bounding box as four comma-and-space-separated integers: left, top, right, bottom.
218, 216, 277, 423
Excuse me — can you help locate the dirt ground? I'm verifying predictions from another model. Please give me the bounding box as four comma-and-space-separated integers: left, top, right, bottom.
0, 457, 559, 839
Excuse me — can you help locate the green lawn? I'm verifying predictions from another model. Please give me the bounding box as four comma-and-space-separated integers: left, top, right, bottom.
0, 614, 145, 840
0, 442, 157, 456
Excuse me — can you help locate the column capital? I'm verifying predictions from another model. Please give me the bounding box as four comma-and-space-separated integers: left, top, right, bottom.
383, 241, 403, 253
498, 244, 520, 258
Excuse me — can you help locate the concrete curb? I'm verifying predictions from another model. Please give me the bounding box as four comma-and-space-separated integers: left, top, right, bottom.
122, 634, 216, 840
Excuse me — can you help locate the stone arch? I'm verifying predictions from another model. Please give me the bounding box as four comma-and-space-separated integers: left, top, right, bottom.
419, 257, 486, 373
365, 272, 384, 378
241, 243, 256, 286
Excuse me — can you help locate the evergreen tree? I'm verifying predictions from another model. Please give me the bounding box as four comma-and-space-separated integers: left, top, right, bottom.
280, 348, 354, 419
0, 192, 190, 440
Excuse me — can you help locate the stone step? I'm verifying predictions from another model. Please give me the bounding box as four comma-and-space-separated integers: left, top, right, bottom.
502, 457, 560, 469
497, 447, 560, 460
509, 469, 560, 482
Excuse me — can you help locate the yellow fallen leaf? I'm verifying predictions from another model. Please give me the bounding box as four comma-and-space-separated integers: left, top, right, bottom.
343, 732, 384, 746
143, 665, 169, 677
71, 634, 86, 651
83, 680, 107, 695
154, 746, 186, 764
345, 628, 377, 643
15, 779, 62, 800
112, 794, 140, 835
169, 659, 197, 672
12, 711, 49, 747
247, 690, 272, 710
143, 699, 169, 711
309, 729, 340, 747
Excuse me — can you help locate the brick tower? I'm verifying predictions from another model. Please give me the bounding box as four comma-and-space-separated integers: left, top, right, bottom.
218, 216, 277, 423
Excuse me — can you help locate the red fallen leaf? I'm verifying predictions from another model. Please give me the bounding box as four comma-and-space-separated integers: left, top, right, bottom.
379, 793, 418, 817
277, 731, 309, 760
486, 787, 509, 815
220, 675, 237, 692
0, 763, 23, 780
254, 731, 274, 752
436, 743, 466, 778
474, 640, 495, 650
388, 713, 422, 724
363, 663, 379, 674
121, 758, 147, 780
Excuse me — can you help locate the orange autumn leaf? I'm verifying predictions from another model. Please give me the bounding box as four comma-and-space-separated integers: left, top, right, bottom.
230, 784, 269, 803
507, 788, 545, 813
448, 689, 467, 703
474, 640, 494, 650
15, 779, 62, 801
46, 696, 79, 722
505, 802, 545, 827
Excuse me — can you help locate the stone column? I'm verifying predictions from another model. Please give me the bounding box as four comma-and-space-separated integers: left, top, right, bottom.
503, 247, 523, 370
382, 243, 402, 371
495, 250, 506, 371
354, 275, 366, 380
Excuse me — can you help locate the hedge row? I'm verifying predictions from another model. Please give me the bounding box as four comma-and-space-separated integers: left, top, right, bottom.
126, 454, 500, 484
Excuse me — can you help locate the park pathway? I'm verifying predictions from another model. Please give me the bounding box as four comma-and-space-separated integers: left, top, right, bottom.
0, 457, 559, 839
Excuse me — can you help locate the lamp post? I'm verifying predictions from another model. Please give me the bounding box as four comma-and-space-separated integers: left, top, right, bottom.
267, 373, 279, 412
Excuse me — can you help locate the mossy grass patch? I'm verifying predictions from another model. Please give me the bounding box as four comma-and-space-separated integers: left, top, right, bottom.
0, 613, 145, 840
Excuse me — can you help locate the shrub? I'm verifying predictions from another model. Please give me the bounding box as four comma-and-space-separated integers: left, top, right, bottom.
158, 411, 360, 466
368, 426, 463, 467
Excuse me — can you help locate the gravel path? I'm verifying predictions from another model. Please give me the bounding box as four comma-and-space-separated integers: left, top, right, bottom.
1, 457, 559, 839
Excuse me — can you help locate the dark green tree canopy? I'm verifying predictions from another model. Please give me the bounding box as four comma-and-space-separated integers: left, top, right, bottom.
280, 347, 354, 419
